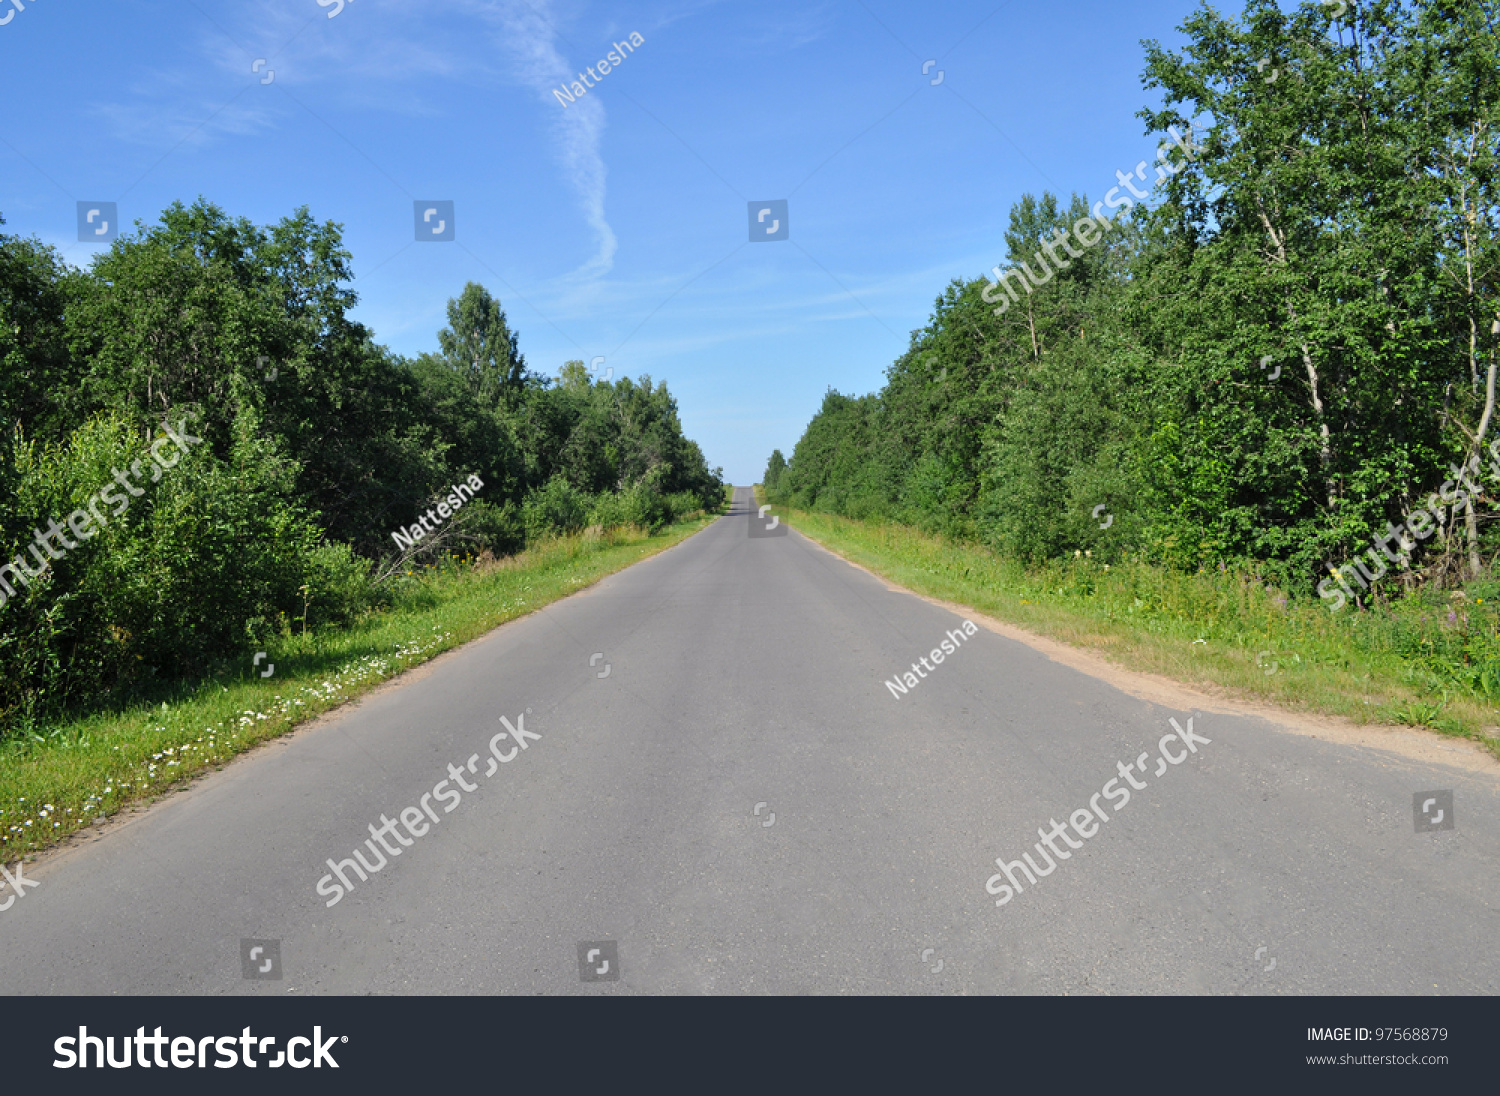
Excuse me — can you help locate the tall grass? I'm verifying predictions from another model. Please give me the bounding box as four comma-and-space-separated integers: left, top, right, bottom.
774, 504, 1500, 752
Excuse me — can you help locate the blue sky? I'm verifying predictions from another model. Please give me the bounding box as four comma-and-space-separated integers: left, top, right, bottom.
0, 0, 1204, 484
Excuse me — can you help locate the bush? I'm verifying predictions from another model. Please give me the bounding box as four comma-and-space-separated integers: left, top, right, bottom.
522, 475, 591, 540
452, 498, 525, 558
582, 483, 703, 532
302, 541, 381, 625
0, 410, 329, 730
663, 491, 703, 522
586, 490, 632, 530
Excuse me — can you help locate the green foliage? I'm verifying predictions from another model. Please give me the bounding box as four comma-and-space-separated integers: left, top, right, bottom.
584, 483, 649, 530
0, 411, 347, 729
772, 0, 1500, 614
0, 221, 82, 440
523, 475, 591, 539
434, 282, 528, 407
588, 483, 701, 531
0, 199, 722, 733
763, 449, 786, 491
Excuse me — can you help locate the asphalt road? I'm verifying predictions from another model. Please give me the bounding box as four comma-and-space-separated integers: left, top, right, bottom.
2, 486, 1497, 995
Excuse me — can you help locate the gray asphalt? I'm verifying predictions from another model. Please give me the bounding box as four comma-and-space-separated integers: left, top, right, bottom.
2, 485, 1497, 995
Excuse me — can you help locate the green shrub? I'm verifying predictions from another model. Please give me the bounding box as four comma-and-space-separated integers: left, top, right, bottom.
663, 491, 703, 523
522, 475, 591, 540
453, 498, 524, 557
0, 410, 329, 731
302, 541, 381, 624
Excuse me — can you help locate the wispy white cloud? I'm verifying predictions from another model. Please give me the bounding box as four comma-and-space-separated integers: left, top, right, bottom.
494, 252, 954, 367
92, 95, 277, 151
88, 1, 454, 150
741, 3, 836, 49
626, 0, 727, 35
83, 0, 619, 280
476, 0, 618, 280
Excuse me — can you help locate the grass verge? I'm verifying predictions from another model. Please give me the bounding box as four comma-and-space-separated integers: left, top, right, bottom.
0, 510, 722, 858
767, 500, 1500, 757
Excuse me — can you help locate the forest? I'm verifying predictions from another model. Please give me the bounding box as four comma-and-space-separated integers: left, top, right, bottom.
766, 0, 1498, 612
0, 199, 723, 731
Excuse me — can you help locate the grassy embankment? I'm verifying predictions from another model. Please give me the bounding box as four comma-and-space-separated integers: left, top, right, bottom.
0, 506, 726, 858
757, 492, 1500, 756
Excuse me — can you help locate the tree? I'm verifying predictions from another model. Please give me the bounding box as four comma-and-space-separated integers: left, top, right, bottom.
764, 449, 786, 491
435, 283, 528, 408
0, 219, 82, 441
770, 0, 1500, 596
1388, 0, 1500, 576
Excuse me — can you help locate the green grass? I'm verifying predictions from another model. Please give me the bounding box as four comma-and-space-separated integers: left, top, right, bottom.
771, 502, 1500, 756
0, 510, 723, 858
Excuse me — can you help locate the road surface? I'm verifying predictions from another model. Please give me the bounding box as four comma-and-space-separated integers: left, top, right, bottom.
2, 486, 1495, 994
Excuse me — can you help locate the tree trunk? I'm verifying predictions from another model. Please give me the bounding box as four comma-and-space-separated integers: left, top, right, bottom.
1256, 200, 1337, 512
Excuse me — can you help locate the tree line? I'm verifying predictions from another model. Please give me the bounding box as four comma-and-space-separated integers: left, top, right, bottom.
0, 199, 723, 728
766, 0, 1498, 607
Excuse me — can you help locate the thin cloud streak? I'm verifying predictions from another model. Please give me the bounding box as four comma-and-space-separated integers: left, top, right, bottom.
481, 0, 618, 281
